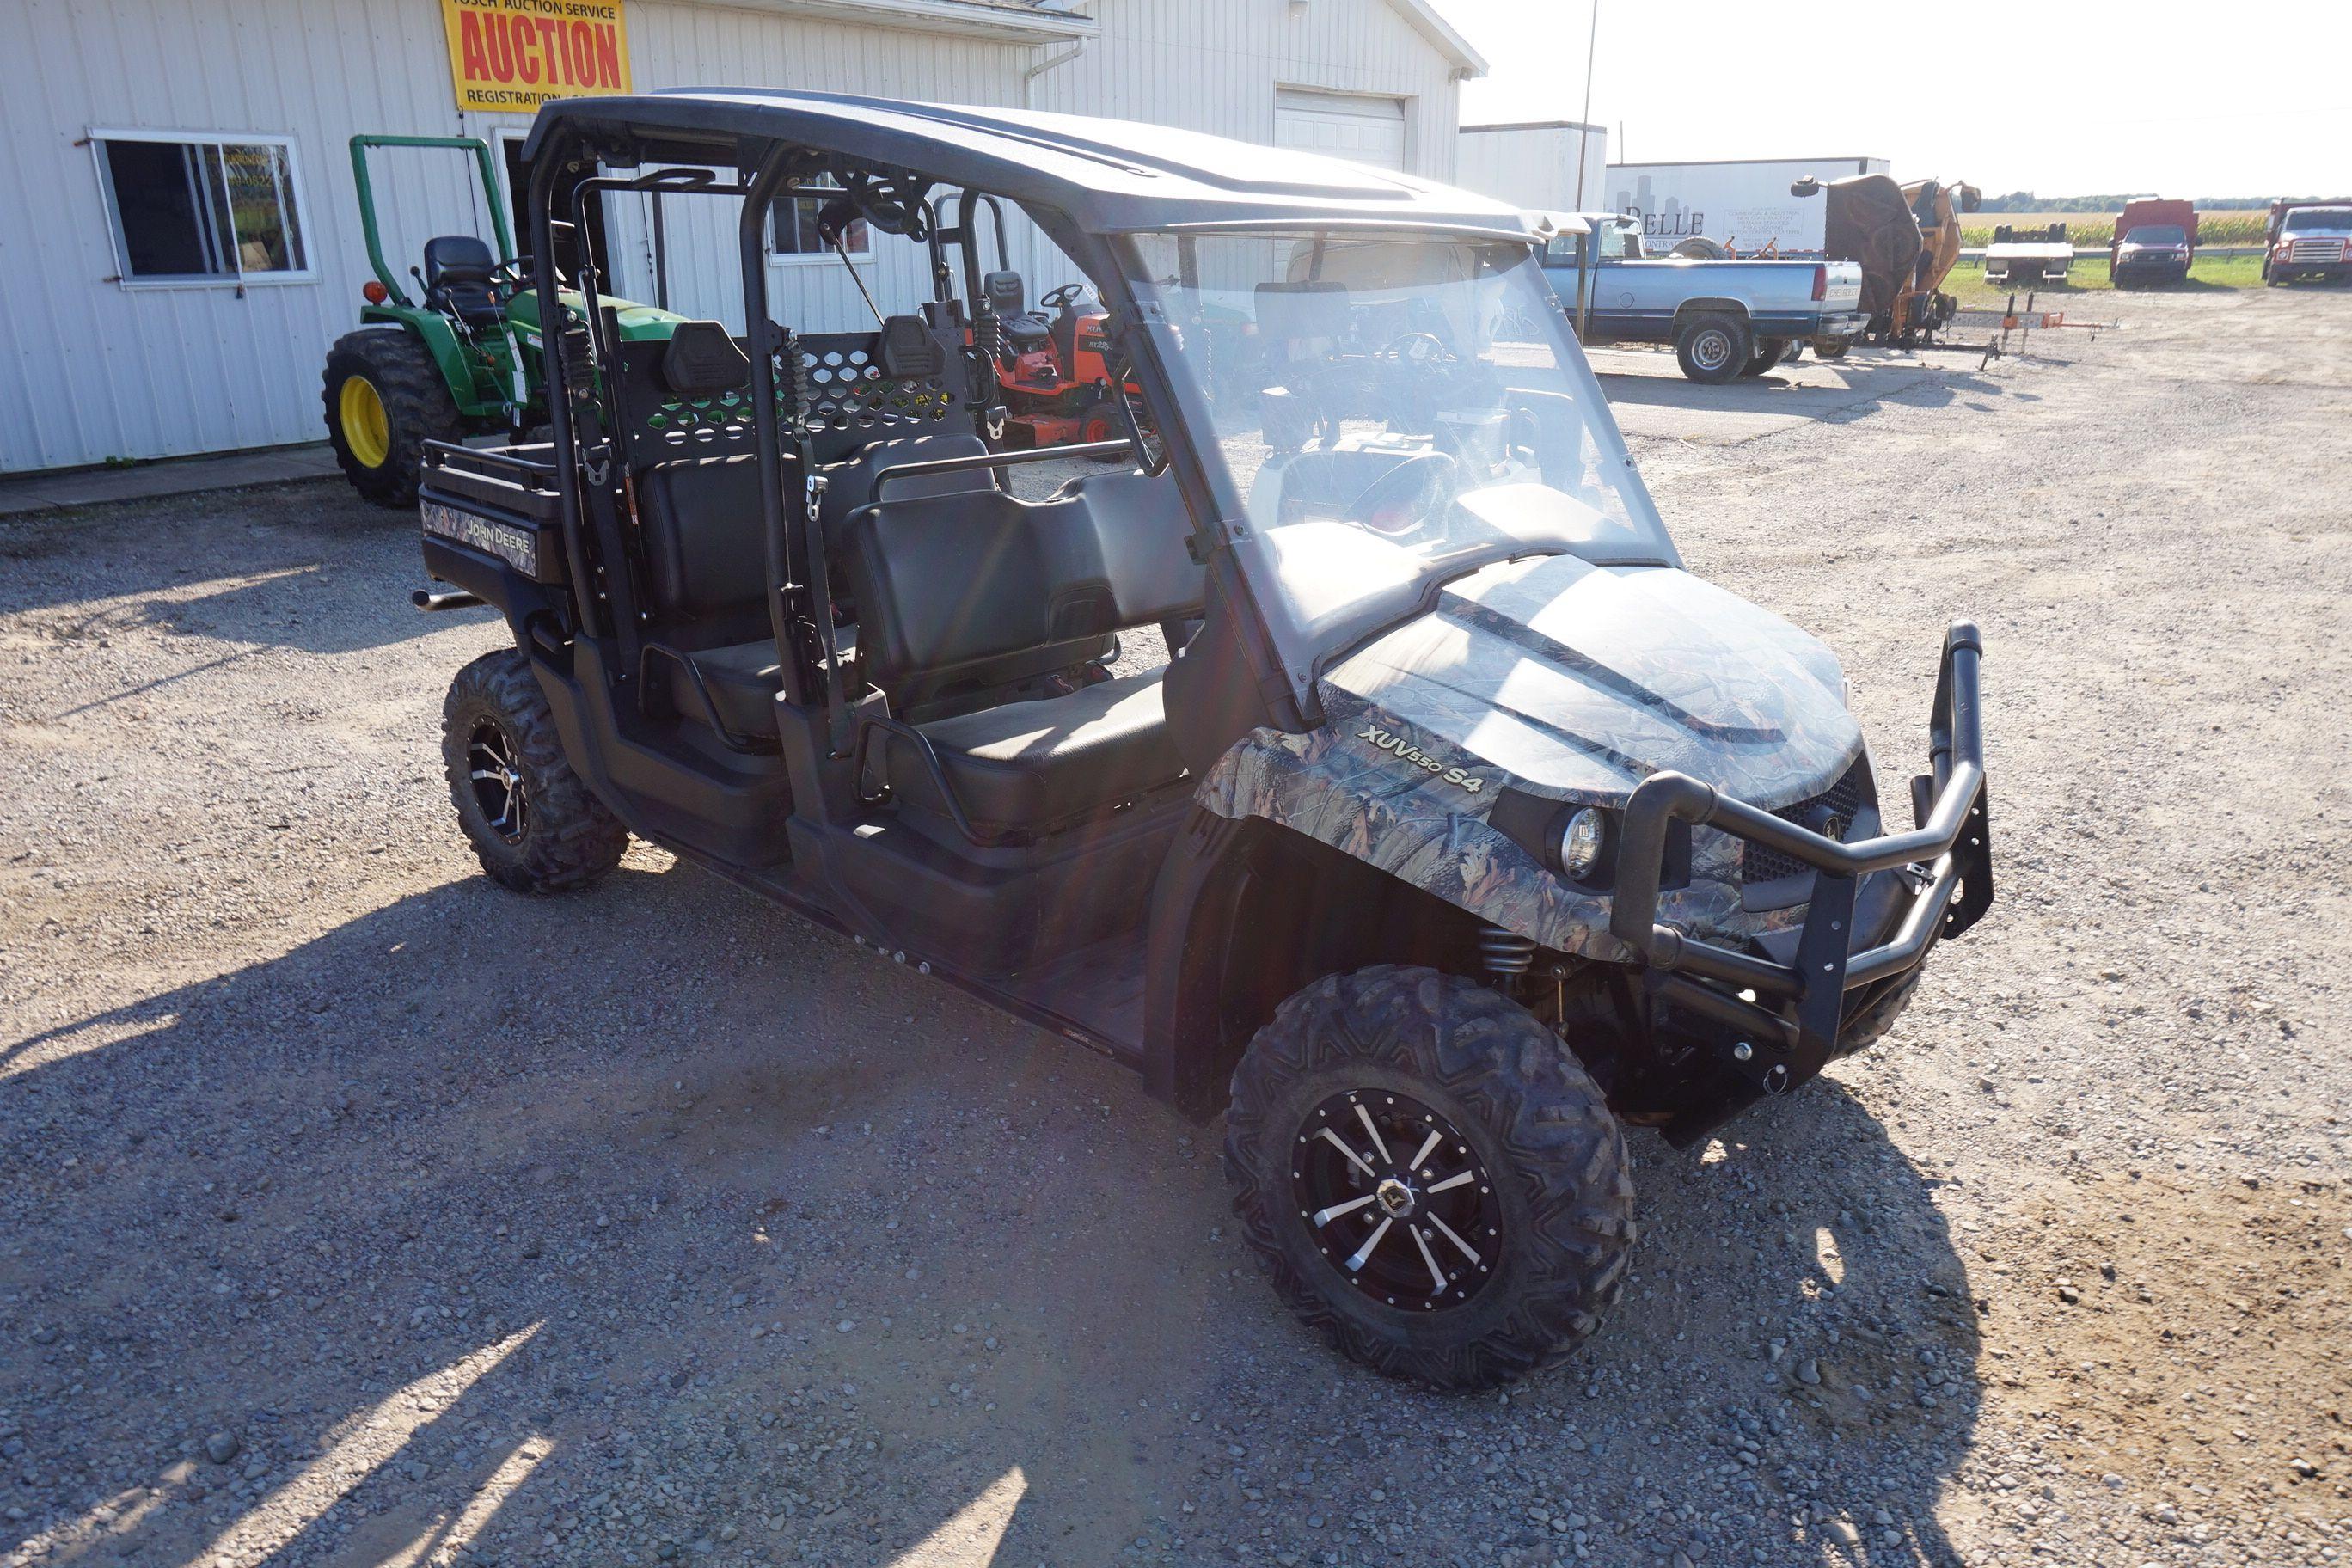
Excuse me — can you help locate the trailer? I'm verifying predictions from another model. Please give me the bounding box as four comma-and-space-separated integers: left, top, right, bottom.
1983, 223, 2072, 286
1456, 120, 1610, 212
1605, 156, 1889, 256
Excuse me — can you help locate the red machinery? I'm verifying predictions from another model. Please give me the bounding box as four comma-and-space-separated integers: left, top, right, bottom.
982, 275, 1140, 450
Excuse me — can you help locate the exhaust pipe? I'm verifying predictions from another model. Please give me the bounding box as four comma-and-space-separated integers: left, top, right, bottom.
411, 587, 484, 612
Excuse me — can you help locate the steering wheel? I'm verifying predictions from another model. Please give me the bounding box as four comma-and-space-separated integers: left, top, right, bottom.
1348, 450, 1459, 540
1040, 282, 1094, 310
1374, 331, 1450, 367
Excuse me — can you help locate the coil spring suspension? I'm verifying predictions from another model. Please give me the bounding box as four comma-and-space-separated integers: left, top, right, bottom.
1477, 928, 1537, 985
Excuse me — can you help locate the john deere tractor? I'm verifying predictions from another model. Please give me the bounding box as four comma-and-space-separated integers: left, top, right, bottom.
323, 135, 683, 507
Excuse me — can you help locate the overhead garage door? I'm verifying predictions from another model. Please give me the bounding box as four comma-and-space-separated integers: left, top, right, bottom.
1274, 88, 1407, 172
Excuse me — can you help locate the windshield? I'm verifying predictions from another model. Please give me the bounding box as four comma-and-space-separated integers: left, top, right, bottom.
1123, 230, 1674, 677
2126, 224, 2187, 245
2282, 208, 2352, 232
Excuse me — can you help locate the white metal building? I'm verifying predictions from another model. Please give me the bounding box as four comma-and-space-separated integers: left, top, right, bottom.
0, 0, 1484, 475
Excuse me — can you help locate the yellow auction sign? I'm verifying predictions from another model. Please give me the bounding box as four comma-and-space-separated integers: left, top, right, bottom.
442, 0, 631, 113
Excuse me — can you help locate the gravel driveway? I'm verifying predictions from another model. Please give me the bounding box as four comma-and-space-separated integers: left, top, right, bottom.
3, 285, 2349, 1568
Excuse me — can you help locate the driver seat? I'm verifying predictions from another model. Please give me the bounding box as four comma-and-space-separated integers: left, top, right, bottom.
422, 236, 505, 328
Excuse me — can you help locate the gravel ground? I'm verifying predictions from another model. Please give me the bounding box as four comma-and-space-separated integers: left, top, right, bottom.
3, 284, 2349, 1568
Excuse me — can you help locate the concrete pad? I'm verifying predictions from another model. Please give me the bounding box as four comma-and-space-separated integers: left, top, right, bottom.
0, 443, 340, 516
1590, 347, 1979, 445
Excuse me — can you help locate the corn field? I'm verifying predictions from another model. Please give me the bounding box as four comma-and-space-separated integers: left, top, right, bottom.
1960, 211, 2270, 248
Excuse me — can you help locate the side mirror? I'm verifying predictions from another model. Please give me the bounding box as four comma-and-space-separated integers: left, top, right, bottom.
1789, 177, 1822, 199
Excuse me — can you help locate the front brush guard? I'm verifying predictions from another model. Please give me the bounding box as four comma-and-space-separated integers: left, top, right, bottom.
1608, 621, 1991, 1101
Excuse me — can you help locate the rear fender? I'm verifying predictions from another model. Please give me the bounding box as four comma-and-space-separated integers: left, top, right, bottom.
358, 303, 504, 416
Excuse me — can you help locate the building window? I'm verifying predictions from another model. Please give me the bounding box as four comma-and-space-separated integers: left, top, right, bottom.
770, 181, 870, 263
93, 132, 309, 285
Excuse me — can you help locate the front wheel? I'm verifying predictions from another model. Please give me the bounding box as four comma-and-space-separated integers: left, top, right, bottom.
1675, 313, 1751, 384
1075, 395, 1130, 463
442, 649, 629, 893
1224, 965, 1635, 1390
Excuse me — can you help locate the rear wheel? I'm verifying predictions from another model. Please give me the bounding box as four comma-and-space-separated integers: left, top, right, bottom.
1224, 965, 1635, 1389
1674, 313, 1751, 384
323, 330, 463, 508
1739, 337, 1789, 377
442, 649, 628, 893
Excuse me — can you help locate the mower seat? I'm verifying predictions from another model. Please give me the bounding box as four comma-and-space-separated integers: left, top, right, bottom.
983, 271, 1052, 356
422, 236, 505, 328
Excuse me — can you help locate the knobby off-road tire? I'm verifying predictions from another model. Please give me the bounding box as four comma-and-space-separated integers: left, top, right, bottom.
1224, 965, 1636, 1390
323, 329, 463, 509
1675, 313, 1751, 384
442, 649, 628, 893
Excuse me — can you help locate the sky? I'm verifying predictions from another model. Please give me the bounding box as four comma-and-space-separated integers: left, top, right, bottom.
1442, 0, 2352, 199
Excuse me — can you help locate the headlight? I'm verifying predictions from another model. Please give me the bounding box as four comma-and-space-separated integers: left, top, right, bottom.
1559, 807, 1606, 879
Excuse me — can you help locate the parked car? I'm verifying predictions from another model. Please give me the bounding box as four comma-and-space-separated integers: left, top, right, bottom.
2110, 198, 2196, 285
1531, 213, 1869, 382
2264, 200, 2352, 286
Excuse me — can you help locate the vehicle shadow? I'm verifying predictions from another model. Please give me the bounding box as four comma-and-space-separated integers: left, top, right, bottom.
1597, 355, 2000, 429
0, 481, 431, 652
6, 866, 1982, 1568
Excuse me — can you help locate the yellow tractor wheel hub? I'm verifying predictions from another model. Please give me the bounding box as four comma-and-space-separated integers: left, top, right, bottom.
340, 376, 390, 469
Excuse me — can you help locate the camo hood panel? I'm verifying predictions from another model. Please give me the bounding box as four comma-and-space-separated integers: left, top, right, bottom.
1332, 554, 1858, 808
1195, 555, 1862, 959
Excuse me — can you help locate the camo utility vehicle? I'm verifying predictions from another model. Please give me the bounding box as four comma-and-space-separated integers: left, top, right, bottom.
414, 89, 1994, 1388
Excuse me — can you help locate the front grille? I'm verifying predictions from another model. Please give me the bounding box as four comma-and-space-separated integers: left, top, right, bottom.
1742, 756, 1870, 885
2289, 238, 2347, 262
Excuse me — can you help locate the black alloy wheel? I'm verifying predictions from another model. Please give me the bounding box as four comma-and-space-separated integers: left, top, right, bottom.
1293, 1088, 1500, 1311
465, 717, 530, 844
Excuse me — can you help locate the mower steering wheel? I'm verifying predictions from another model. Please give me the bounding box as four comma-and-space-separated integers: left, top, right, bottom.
1040, 283, 1094, 310
1348, 450, 1458, 540
1374, 331, 1449, 367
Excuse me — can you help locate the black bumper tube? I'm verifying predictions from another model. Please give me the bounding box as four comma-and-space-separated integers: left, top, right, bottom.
1608, 622, 1992, 1096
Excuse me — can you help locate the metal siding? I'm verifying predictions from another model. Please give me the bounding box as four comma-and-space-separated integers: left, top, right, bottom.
4, 0, 1461, 472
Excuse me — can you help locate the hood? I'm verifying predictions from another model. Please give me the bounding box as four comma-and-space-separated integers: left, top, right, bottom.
1320, 554, 1860, 808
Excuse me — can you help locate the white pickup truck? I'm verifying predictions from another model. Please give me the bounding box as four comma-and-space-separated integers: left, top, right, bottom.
1530, 212, 1869, 383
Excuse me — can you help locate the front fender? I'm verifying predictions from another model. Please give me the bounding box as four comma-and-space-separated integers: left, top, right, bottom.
1192, 695, 1783, 965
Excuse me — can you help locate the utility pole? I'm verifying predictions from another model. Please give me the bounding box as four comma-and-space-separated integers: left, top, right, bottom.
1574, 0, 1600, 340
1573, 0, 1599, 209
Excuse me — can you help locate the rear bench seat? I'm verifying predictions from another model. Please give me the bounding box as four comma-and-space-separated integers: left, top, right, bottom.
841, 469, 1204, 837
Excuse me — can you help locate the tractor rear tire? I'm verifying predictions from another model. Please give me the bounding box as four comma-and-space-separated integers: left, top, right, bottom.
324, 330, 463, 509
1224, 965, 1635, 1390
442, 649, 629, 894
1675, 313, 1751, 384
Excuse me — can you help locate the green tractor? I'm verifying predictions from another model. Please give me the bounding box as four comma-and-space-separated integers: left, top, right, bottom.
322, 134, 684, 507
